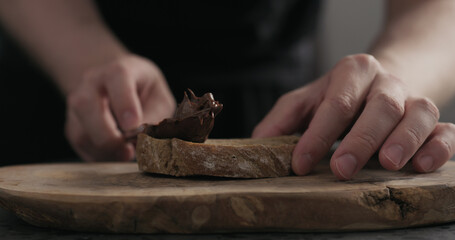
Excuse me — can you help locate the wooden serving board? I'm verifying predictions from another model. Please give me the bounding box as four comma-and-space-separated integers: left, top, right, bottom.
0, 160, 454, 233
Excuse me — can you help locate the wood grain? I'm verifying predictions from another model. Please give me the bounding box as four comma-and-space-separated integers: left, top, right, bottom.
0, 160, 454, 233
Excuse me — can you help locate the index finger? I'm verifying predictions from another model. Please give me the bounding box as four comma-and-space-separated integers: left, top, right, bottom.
101, 62, 143, 132
68, 80, 125, 157
292, 55, 378, 175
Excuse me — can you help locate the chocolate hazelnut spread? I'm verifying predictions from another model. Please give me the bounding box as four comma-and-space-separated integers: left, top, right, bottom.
141, 89, 223, 143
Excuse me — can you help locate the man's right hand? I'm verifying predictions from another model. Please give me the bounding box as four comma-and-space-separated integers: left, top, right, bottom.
0, 1, 176, 162
65, 54, 176, 162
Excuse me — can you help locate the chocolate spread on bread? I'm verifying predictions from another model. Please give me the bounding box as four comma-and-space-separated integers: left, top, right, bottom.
141, 89, 223, 143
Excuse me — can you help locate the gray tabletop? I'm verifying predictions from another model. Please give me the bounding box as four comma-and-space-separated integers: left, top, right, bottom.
1, 208, 455, 240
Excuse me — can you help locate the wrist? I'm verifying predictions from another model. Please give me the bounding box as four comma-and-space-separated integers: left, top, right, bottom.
371, 49, 424, 95
370, 48, 401, 77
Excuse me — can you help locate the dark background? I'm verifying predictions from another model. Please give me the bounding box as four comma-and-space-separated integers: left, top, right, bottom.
0, 0, 320, 165
3, 0, 454, 166
0, 32, 74, 165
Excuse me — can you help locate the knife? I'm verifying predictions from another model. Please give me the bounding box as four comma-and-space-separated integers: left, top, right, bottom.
122, 124, 147, 145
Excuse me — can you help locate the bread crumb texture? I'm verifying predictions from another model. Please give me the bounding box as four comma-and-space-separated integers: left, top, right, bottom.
137, 134, 299, 178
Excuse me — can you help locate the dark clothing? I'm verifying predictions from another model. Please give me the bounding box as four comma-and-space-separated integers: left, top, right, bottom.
96, 0, 321, 137
95, 0, 319, 88
0, 0, 320, 164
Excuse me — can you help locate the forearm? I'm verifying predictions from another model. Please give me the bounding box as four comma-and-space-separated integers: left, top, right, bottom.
0, 0, 127, 94
371, 0, 455, 106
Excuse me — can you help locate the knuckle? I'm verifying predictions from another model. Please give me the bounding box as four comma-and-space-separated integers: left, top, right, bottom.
351, 128, 379, 154
435, 122, 455, 132
432, 138, 452, 159
328, 94, 357, 117
82, 68, 104, 87
444, 122, 455, 131
105, 61, 130, 81
413, 97, 440, 121
405, 127, 424, 146
279, 88, 301, 101
384, 72, 406, 87
373, 93, 405, 120
82, 60, 130, 84
291, 87, 312, 107
276, 91, 302, 110
276, 93, 290, 105
340, 54, 379, 71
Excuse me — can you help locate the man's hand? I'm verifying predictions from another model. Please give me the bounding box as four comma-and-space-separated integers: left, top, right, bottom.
0, 0, 177, 162
65, 54, 176, 162
253, 54, 455, 180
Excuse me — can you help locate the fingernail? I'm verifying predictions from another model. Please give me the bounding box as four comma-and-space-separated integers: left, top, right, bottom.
418, 155, 434, 172
384, 144, 403, 167
294, 153, 313, 175
335, 154, 357, 179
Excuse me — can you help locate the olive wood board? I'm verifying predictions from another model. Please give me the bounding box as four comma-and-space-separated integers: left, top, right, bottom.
0, 160, 454, 233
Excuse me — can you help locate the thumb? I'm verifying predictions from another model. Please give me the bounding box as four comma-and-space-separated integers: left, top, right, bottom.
252, 87, 313, 138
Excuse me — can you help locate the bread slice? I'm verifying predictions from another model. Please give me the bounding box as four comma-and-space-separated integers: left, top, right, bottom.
136, 133, 299, 178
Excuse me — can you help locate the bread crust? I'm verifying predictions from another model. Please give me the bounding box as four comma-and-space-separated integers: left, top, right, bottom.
136, 133, 299, 178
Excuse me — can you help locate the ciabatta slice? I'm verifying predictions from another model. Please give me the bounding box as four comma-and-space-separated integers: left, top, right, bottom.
136, 133, 299, 178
